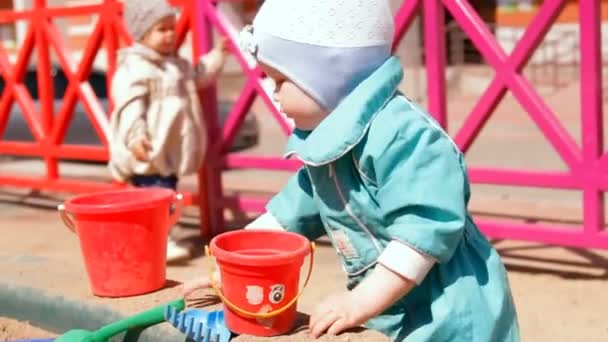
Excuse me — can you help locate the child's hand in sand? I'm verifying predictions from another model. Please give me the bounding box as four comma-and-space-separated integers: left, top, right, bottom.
310, 264, 416, 338
309, 291, 369, 338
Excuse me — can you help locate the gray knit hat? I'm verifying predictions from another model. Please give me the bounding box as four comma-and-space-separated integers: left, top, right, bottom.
123, 0, 178, 41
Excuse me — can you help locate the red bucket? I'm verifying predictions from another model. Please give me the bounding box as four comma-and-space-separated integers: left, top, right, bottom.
207, 230, 314, 336
58, 188, 183, 297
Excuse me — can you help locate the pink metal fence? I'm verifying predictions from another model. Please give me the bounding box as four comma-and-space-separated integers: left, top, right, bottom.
438, 0, 607, 249
0, 0, 605, 248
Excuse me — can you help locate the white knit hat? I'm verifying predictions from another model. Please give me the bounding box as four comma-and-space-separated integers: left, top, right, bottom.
247, 0, 394, 110
253, 0, 394, 48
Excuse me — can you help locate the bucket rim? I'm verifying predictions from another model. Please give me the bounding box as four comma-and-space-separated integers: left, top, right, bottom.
210, 230, 310, 266
64, 188, 175, 214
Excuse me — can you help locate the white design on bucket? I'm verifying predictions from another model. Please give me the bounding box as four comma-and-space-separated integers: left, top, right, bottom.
269, 284, 286, 304
246, 285, 264, 305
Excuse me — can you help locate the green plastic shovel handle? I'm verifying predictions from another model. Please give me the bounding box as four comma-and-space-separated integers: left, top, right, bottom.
91, 298, 185, 341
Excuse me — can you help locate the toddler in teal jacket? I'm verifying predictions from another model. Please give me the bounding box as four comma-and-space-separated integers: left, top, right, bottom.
187, 1, 520, 340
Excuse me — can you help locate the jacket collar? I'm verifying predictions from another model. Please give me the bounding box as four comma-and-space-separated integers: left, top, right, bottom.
285, 57, 403, 166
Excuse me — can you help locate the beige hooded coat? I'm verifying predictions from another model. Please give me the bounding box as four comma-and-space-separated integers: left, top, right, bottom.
108, 44, 224, 181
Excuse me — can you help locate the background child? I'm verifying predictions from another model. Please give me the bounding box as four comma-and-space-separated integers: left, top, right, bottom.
109, 0, 228, 262
186, 0, 520, 340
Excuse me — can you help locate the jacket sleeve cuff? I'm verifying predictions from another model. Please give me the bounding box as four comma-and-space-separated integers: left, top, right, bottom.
245, 212, 285, 231
377, 240, 437, 285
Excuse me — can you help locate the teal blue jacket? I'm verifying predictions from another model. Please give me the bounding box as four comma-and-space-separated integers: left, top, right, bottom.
267, 57, 520, 341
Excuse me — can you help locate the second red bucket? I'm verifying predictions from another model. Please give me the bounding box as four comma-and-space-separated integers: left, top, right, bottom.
208, 230, 314, 336
58, 188, 183, 297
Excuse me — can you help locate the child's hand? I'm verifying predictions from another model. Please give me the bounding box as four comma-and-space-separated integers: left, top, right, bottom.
309, 264, 417, 338
129, 137, 152, 161
309, 291, 369, 338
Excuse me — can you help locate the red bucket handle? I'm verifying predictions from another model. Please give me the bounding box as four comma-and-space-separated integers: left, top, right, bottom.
204, 242, 315, 319
58, 193, 184, 234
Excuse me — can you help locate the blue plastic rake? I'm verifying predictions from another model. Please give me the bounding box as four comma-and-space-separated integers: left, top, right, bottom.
164, 305, 231, 342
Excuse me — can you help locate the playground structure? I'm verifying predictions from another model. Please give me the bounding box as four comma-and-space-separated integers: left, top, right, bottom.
0, 0, 606, 249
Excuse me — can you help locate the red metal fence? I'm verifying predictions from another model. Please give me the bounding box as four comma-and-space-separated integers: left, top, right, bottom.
0, 0, 606, 249
0, 0, 218, 233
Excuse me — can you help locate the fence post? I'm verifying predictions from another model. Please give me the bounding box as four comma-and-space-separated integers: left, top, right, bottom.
423, 0, 447, 128
103, 0, 119, 112
34, 0, 58, 180
192, 0, 225, 238
579, 0, 604, 234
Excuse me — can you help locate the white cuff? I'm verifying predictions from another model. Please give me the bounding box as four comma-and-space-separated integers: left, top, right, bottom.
377, 240, 436, 285
245, 212, 286, 231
